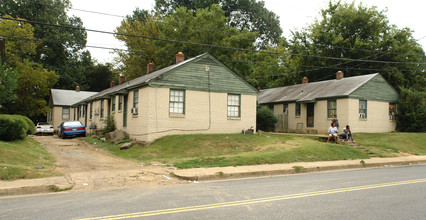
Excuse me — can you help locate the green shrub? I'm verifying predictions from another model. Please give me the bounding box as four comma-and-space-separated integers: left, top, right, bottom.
104, 115, 116, 134
0, 114, 35, 135
0, 118, 26, 141
256, 106, 277, 131
396, 88, 426, 132
15, 115, 35, 134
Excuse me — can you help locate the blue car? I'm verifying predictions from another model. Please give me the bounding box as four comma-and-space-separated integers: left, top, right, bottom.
58, 121, 86, 139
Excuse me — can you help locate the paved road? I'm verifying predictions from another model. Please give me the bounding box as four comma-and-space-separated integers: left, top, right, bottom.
1, 165, 425, 219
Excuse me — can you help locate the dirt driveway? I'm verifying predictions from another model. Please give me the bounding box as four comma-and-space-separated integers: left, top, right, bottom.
31, 136, 184, 191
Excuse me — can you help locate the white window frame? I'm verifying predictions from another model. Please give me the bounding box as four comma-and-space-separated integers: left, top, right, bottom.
62, 107, 70, 120
133, 90, 139, 109
169, 89, 185, 114
227, 94, 241, 118
389, 103, 396, 120
359, 100, 367, 118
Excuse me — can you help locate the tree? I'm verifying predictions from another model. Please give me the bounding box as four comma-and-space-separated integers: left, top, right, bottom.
115, 5, 258, 80
288, 1, 425, 91
0, 0, 90, 90
396, 87, 426, 132
0, 16, 58, 120
154, 0, 282, 47
86, 62, 114, 92
0, 64, 18, 109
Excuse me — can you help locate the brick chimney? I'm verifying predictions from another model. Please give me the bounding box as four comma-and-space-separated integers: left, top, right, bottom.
147, 63, 155, 74
110, 81, 116, 87
176, 52, 184, 63
75, 85, 80, 92
119, 75, 125, 84
336, 71, 344, 80
302, 77, 309, 84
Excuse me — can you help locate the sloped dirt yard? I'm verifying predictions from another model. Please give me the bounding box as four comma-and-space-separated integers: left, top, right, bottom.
31, 136, 184, 191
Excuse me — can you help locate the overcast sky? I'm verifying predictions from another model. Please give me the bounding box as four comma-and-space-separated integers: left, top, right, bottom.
68, 0, 426, 63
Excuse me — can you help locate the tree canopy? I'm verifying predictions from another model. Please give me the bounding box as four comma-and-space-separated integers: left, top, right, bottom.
0, 16, 58, 119
0, 0, 89, 90
288, 2, 425, 91
114, 4, 257, 80
154, 0, 282, 47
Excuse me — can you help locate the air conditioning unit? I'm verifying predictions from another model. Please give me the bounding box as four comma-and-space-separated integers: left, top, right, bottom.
131, 108, 138, 115
359, 113, 366, 118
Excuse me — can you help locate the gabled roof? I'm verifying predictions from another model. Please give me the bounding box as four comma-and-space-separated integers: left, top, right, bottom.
258, 73, 380, 104
50, 89, 97, 106
76, 53, 206, 105
76, 52, 257, 105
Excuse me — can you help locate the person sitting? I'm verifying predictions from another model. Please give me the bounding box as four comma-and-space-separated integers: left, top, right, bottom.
339, 125, 354, 142
327, 123, 338, 144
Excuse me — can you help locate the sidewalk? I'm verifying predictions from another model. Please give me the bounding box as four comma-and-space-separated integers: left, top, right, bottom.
1, 156, 426, 196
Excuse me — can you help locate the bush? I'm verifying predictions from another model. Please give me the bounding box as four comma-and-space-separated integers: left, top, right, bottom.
0, 117, 26, 141
256, 106, 278, 131
104, 115, 116, 134
396, 88, 426, 132
0, 114, 35, 135
15, 115, 35, 134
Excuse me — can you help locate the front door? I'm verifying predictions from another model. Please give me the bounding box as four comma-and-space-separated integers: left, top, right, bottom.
307, 103, 314, 127
123, 95, 128, 127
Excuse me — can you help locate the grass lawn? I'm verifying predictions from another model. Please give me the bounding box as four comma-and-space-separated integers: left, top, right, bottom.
0, 138, 58, 180
87, 133, 370, 169
355, 132, 426, 157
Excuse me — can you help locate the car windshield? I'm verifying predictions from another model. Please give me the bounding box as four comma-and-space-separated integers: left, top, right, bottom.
64, 121, 83, 127
38, 122, 50, 125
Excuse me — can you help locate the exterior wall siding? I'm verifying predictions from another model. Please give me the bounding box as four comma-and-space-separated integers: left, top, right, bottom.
276, 98, 396, 134
121, 87, 256, 142
149, 60, 257, 95
48, 106, 77, 131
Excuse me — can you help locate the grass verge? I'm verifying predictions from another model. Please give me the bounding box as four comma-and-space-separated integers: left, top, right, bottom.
0, 138, 58, 180
355, 132, 426, 157
87, 133, 370, 169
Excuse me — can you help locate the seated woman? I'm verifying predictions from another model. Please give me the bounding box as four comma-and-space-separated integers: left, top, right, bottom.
327, 123, 338, 144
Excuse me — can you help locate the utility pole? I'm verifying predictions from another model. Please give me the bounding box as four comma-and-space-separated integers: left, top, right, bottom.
0, 36, 5, 64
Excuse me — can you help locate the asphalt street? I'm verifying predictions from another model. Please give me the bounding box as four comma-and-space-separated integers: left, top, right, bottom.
1, 165, 425, 219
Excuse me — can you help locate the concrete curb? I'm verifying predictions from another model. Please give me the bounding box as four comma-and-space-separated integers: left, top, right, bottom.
1, 156, 425, 196
173, 156, 426, 181
0, 176, 74, 197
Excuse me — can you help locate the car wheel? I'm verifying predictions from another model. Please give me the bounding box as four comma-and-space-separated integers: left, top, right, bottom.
60, 132, 66, 139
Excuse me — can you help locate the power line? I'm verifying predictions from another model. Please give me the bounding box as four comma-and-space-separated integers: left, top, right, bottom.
1, 34, 420, 76
1, 16, 425, 66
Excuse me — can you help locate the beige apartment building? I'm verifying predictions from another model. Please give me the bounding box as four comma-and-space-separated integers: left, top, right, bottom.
258, 72, 399, 134
72, 52, 258, 142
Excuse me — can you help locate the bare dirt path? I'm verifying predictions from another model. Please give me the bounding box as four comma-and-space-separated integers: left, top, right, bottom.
31, 136, 184, 191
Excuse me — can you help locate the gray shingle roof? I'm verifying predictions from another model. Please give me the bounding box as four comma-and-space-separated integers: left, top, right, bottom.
257, 73, 379, 104
50, 89, 98, 106
77, 53, 206, 104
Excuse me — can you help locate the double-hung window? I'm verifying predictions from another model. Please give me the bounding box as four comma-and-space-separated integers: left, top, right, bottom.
295, 103, 301, 116
118, 95, 123, 111
227, 94, 240, 117
62, 107, 70, 120
327, 100, 336, 118
169, 89, 185, 114
359, 100, 367, 118
389, 103, 396, 120
111, 96, 116, 112
133, 90, 139, 109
